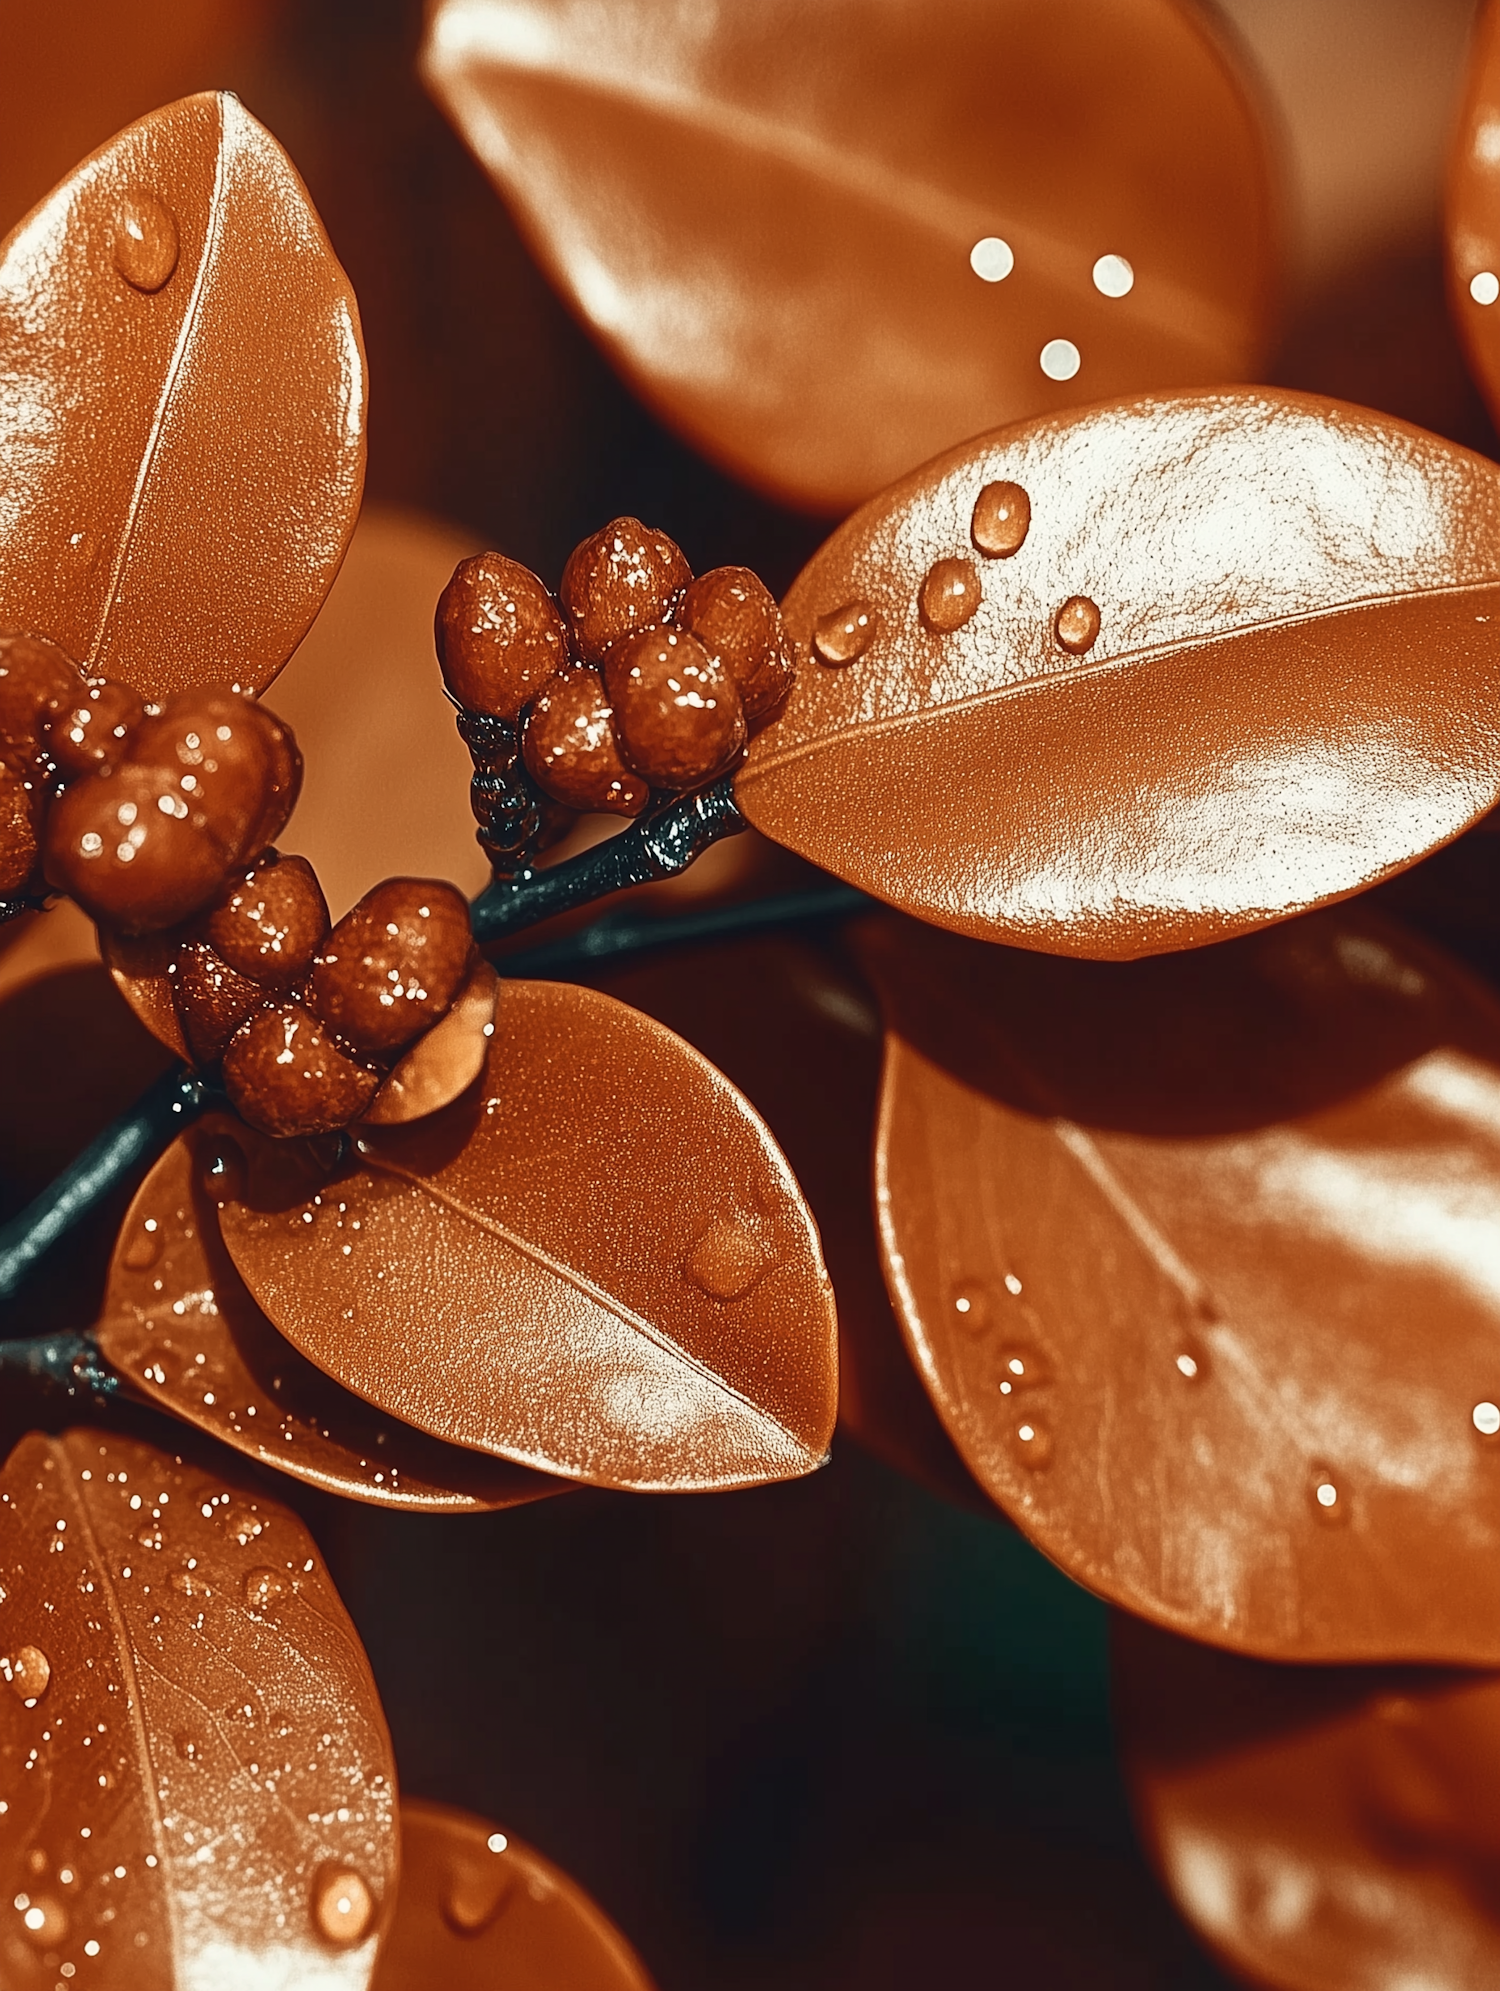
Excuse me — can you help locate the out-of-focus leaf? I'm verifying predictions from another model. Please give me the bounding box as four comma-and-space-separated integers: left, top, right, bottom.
0, 92, 365, 700
98, 1117, 558, 1513
1449, 1, 1500, 428
0, 1427, 396, 1987
374, 1798, 656, 1991
216, 982, 837, 1491
857, 904, 1500, 1663
421, 0, 1276, 515
741, 389, 1500, 959
1115, 1612, 1500, 1991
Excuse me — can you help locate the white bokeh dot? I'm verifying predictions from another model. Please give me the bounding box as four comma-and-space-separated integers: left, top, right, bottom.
1040, 338, 1081, 381
969, 236, 1014, 283
1474, 1400, 1500, 1435
1472, 271, 1500, 306
1092, 253, 1135, 297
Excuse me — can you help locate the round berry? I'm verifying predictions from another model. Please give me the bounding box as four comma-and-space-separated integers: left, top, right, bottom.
45, 678, 146, 779
522, 667, 649, 816
223, 1001, 381, 1138
680, 567, 795, 730
435, 553, 569, 720
0, 633, 85, 774
604, 627, 746, 790
0, 767, 38, 895
128, 689, 300, 866
559, 518, 691, 663
43, 761, 234, 933
205, 852, 329, 990
307, 878, 474, 1057
172, 940, 272, 1065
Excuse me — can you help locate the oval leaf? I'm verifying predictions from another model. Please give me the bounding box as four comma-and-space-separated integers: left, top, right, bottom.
0, 91, 365, 700
1450, 2, 1500, 429
858, 904, 1500, 1662
1115, 1613, 1500, 1991
421, 0, 1275, 515
0, 1427, 396, 1985
375, 1798, 656, 1991
362, 959, 499, 1125
741, 389, 1500, 959
217, 981, 837, 1491
100, 927, 190, 1060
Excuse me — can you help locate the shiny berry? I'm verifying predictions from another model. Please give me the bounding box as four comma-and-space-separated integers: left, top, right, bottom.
522, 668, 650, 816
604, 627, 746, 789
307, 878, 474, 1056
0, 767, 38, 895
45, 679, 146, 779
205, 852, 329, 990
680, 567, 795, 730
223, 1001, 381, 1138
559, 518, 691, 663
128, 688, 300, 865
172, 940, 272, 1065
0, 633, 85, 774
435, 553, 569, 720
43, 761, 234, 934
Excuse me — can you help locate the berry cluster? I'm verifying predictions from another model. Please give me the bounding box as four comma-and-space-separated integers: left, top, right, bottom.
0, 631, 482, 1142
435, 517, 794, 836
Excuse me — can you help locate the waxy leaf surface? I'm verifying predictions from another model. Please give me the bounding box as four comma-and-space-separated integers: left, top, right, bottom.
742, 390, 1500, 959
421, 0, 1274, 515
858, 905, 1500, 1662
0, 92, 365, 699
1449, 1, 1500, 431
99, 1118, 556, 1512
0, 1428, 395, 1988
218, 981, 837, 1491
374, 1799, 656, 1991
1115, 1613, 1500, 1991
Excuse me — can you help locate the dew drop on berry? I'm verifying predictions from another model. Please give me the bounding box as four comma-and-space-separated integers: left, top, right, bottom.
312, 1864, 375, 1948
1054, 595, 1101, 655
920, 557, 982, 633
812, 601, 877, 666
112, 188, 179, 292
971, 480, 1031, 558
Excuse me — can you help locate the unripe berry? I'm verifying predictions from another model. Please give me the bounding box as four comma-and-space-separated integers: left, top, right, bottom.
604, 627, 746, 789
45, 679, 146, 779
0, 767, 38, 895
223, 1001, 381, 1138
205, 852, 329, 990
43, 761, 234, 933
680, 567, 795, 730
0, 633, 85, 774
559, 518, 690, 663
522, 667, 649, 816
172, 940, 271, 1065
128, 688, 300, 866
307, 878, 474, 1057
435, 553, 569, 720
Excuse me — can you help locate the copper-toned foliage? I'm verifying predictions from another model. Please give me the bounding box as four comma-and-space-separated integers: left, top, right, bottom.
374, 1799, 657, 1991
1449, 0, 1500, 428
216, 982, 838, 1492
742, 390, 1500, 960
1114, 1613, 1500, 1991
421, 0, 1273, 515
98, 1118, 553, 1513
857, 905, 1500, 1663
101, 927, 190, 1059
0, 1427, 396, 1987
0, 92, 365, 701
362, 958, 499, 1126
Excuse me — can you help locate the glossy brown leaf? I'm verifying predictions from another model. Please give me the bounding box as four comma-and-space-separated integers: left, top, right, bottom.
741, 389, 1500, 960
0, 1427, 396, 1987
99, 1117, 556, 1513
100, 927, 190, 1060
857, 904, 1500, 1663
0, 92, 365, 701
1449, 1, 1500, 429
362, 959, 499, 1125
1115, 1613, 1500, 1991
374, 1798, 656, 1991
216, 981, 837, 1491
421, 0, 1275, 516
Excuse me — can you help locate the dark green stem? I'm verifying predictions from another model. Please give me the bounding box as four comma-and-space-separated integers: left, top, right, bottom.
496, 882, 875, 978
0, 1329, 116, 1397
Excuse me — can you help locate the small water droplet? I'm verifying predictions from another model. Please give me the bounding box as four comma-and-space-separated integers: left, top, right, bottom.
950, 1283, 989, 1333
441, 1851, 515, 1938
1054, 595, 1101, 656
1310, 1466, 1347, 1522
995, 1343, 1049, 1396
173, 1732, 200, 1762
812, 601, 878, 666
312, 1864, 375, 1948
1040, 337, 1081, 381
243, 1568, 288, 1612
971, 481, 1030, 558
1092, 253, 1135, 298
121, 1224, 160, 1271
1011, 1417, 1053, 1470
111, 189, 179, 293
18, 1893, 67, 1947
919, 557, 981, 634
134, 1525, 162, 1551
170, 1569, 211, 1600
1174, 1334, 1208, 1382
969, 235, 1014, 282
2, 1646, 51, 1706
1474, 1400, 1500, 1436
220, 1501, 264, 1547
200, 1137, 246, 1206
685, 1219, 769, 1301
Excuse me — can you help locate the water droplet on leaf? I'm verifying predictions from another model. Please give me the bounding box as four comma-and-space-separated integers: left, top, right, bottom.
243, 1567, 288, 1612
2, 1645, 50, 1706
1054, 595, 1101, 655
1012, 1416, 1053, 1470
121, 1225, 160, 1271
684, 1219, 769, 1301
111, 189, 179, 293
950, 1283, 989, 1333
812, 601, 878, 666
971, 481, 1030, 558
441, 1853, 515, 1938
18, 1893, 67, 1946
312, 1864, 375, 1948
919, 557, 981, 633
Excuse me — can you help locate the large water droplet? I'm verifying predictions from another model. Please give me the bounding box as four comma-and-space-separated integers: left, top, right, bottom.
2, 1645, 51, 1707
919, 557, 981, 634
18, 1893, 67, 1947
112, 189, 179, 293
685, 1218, 769, 1301
441, 1847, 515, 1938
1053, 596, 1101, 656
121, 1221, 161, 1271
1011, 1417, 1053, 1471
812, 601, 878, 666
312, 1864, 375, 1948
971, 481, 1030, 559
220, 1501, 264, 1547
243, 1568, 288, 1612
